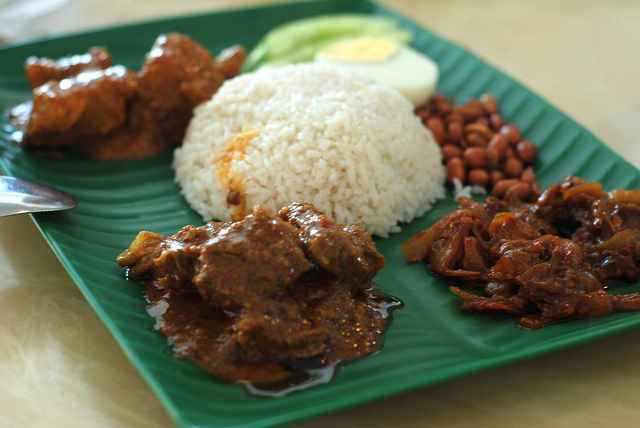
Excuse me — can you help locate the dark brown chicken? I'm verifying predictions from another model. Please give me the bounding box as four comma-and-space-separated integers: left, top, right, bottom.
117, 202, 400, 389
402, 176, 640, 329
7, 33, 245, 160
25, 46, 113, 87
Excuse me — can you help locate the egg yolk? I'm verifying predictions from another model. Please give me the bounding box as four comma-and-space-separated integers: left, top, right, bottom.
318, 37, 399, 62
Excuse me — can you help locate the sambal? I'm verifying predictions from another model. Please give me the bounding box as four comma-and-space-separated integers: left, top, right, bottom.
402, 176, 640, 329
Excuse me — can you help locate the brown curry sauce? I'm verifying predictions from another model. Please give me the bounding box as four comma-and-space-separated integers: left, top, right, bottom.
118, 202, 402, 396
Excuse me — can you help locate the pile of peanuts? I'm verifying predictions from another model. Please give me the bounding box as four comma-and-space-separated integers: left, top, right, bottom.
416, 94, 541, 202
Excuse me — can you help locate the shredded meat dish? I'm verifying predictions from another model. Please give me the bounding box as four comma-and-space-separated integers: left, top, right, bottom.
7, 33, 245, 160
402, 176, 640, 329
117, 202, 401, 391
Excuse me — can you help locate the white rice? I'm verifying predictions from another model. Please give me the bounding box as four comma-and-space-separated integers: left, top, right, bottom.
173, 63, 445, 237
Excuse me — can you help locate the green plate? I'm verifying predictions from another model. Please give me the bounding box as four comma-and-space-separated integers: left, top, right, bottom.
1, 1, 640, 427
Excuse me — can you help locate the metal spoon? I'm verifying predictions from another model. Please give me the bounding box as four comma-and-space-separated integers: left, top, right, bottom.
0, 176, 78, 217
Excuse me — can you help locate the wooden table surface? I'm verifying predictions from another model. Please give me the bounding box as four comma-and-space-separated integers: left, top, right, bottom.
1, 1, 639, 427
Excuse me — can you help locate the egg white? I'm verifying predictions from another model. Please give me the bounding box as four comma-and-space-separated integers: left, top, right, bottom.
315, 37, 439, 106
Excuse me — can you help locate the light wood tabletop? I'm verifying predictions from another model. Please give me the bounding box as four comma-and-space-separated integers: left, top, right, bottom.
1, 1, 639, 427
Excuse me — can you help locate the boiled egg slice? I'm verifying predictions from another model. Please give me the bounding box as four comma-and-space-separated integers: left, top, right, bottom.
315, 37, 438, 106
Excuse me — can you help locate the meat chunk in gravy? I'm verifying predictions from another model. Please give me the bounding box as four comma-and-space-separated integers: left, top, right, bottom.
117, 203, 401, 390
279, 202, 386, 293
403, 176, 640, 329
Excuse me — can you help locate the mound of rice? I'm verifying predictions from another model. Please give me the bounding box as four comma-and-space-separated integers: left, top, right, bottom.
173, 63, 444, 237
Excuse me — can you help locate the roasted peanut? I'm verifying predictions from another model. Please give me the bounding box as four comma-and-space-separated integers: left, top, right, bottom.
417, 93, 540, 201
430, 94, 447, 104
455, 103, 483, 121
490, 170, 505, 186
447, 121, 463, 144
500, 124, 522, 145
487, 133, 508, 161
504, 181, 532, 201
503, 157, 524, 178
446, 157, 466, 184
504, 146, 515, 159
441, 144, 463, 161
489, 113, 505, 131
463, 146, 489, 169
468, 168, 490, 186
474, 116, 492, 129
415, 108, 430, 122
465, 132, 488, 147
466, 98, 484, 113
487, 148, 500, 170
445, 112, 464, 124
480, 93, 498, 115
464, 123, 493, 139
434, 98, 452, 115
520, 166, 536, 183
516, 140, 537, 164
426, 116, 446, 144
491, 178, 521, 198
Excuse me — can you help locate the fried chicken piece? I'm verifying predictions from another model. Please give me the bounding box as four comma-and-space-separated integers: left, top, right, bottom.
25, 46, 112, 87
8, 65, 138, 149
8, 33, 246, 160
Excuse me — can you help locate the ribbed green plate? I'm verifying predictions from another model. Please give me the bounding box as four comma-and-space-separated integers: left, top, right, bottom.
1, 1, 639, 427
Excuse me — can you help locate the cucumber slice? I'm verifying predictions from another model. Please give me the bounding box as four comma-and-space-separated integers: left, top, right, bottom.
244, 14, 413, 71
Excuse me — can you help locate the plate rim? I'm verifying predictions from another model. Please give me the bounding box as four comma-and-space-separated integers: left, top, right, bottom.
1, 1, 640, 427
